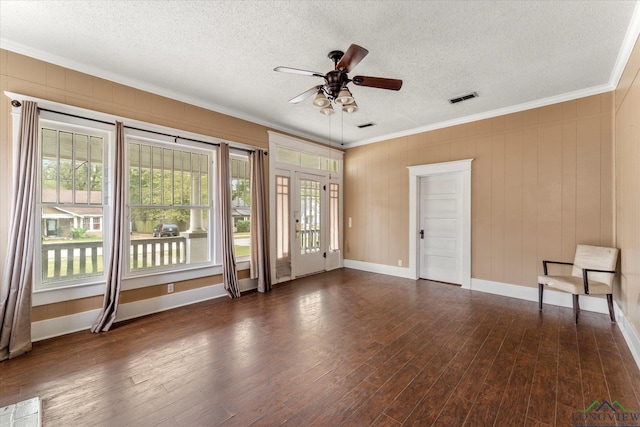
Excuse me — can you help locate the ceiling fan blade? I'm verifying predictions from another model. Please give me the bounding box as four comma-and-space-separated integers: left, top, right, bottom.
352, 75, 403, 91
288, 85, 324, 104
336, 44, 369, 72
274, 66, 325, 78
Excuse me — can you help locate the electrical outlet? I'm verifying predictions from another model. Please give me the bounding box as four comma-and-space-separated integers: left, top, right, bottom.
398, 259, 403, 267
167, 283, 174, 293
348, 217, 352, 227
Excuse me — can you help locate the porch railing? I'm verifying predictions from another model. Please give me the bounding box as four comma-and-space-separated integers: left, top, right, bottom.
42, 241, 103, 282
130, 237, 186, 270
42, 237, 186, 282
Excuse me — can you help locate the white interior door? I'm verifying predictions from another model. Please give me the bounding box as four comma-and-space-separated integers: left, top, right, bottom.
293, 172, 327, 277
419, 172, 463, 284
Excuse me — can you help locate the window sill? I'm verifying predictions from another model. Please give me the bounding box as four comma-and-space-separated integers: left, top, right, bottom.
32, 261, 252, 306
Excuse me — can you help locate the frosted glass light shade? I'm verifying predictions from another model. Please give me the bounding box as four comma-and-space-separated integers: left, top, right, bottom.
342, 101, 358, 113
335, 88, 354, 105
313, 92, 330, 108
320, 105, 335, 115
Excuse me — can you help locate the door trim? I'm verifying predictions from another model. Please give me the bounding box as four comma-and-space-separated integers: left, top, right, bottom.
408, 159, 473, 288
268, 131, 344, 284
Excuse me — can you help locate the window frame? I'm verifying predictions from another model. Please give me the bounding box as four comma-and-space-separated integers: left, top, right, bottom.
124, 132, 216, 277
34, 118, 113, 292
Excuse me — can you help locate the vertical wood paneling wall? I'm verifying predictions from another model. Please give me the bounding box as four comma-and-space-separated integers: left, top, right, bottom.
615, 35, 640, 338
344, 93, 615, 289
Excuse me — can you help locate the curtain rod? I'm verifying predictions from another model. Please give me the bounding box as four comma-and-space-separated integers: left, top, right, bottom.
14, 102, 262, 155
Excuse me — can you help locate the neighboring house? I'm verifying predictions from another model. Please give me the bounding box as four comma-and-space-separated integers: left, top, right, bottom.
231, 197, 250, 231
41, 189, 103, 238
42, 206, 102, 238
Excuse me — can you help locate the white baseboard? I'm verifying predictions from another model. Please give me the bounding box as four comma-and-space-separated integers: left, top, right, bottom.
31, 308, 103, 342
470, 278, 610, 314
344, 259, 413, 279
615, 301, 640, 372
31, 278, 257, 342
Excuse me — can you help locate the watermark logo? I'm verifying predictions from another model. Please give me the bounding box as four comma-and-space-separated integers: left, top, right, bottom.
571, 400, 640, 426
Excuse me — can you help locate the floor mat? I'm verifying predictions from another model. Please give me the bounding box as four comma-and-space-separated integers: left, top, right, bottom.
0, 397, 40, 427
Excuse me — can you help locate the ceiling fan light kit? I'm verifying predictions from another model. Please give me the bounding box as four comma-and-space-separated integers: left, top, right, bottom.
313, 92, 331, 108
275, 44, 402, 115
320, 105, 335, 115
342, 101, 358, 114
335, 88, 354, 105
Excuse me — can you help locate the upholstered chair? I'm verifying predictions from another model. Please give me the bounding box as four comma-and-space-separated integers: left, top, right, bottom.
538, 245, 619, 324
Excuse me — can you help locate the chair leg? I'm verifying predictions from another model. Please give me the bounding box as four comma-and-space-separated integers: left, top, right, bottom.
538, 284, 544, 310
573, 294, 580, 324
607, 294, 616, 323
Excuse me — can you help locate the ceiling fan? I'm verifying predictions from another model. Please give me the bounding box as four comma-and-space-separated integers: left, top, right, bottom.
274, 44, 403, 114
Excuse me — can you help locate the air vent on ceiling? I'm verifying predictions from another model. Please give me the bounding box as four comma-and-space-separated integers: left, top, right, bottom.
357, 122, 376, 129
449, 92, 478, 104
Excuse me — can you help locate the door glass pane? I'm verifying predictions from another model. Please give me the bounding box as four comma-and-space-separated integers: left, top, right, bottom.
275, 175, 290, 279
299, 179, 321, 254
300, 152, 320, 170
276, 147, 300, 166
329, 183, 339, 251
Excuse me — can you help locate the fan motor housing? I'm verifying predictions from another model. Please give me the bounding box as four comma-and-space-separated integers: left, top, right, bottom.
325, 70, 348, 98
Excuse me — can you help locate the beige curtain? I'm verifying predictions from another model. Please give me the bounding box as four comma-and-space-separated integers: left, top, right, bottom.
0, 101, 39, 360
91, 121, 125, 332
250, 150, 271, 292
218, 143, 241, 298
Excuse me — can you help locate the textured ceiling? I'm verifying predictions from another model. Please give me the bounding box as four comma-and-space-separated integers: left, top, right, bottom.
1, 1, 639, 147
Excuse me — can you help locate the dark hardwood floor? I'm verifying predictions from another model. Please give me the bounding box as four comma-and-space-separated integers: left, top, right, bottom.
2, 269, 639, 426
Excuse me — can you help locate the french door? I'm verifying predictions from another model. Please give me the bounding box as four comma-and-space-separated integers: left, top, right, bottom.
293, 172, 327, 277
269, 132, 344, 284
273, 169, 340, 282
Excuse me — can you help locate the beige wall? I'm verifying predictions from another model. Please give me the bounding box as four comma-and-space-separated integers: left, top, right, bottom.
345, 93, 615, 289
0, 49, 270, 320
615, 35, 640, 337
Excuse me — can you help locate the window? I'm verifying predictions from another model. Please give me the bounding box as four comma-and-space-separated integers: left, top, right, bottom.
275, 175, 290, 279
38, 125, 107, 289
19, 96, 261, 300
299, 178, 321, 254
230, 155, 251, 258
81, 217, 101, 231
329, 183, 340, 251
276, 147, 338, 172
128, 139, 211, 273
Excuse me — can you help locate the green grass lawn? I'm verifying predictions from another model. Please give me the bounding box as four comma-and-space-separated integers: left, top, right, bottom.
234, 245, 250, 257
44, 256, 104, 280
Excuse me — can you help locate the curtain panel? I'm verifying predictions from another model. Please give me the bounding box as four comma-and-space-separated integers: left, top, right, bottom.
218, 143, 241, 298
0, 101, 39, 360
91, 121, 126, 332
250, 150, 271, 292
